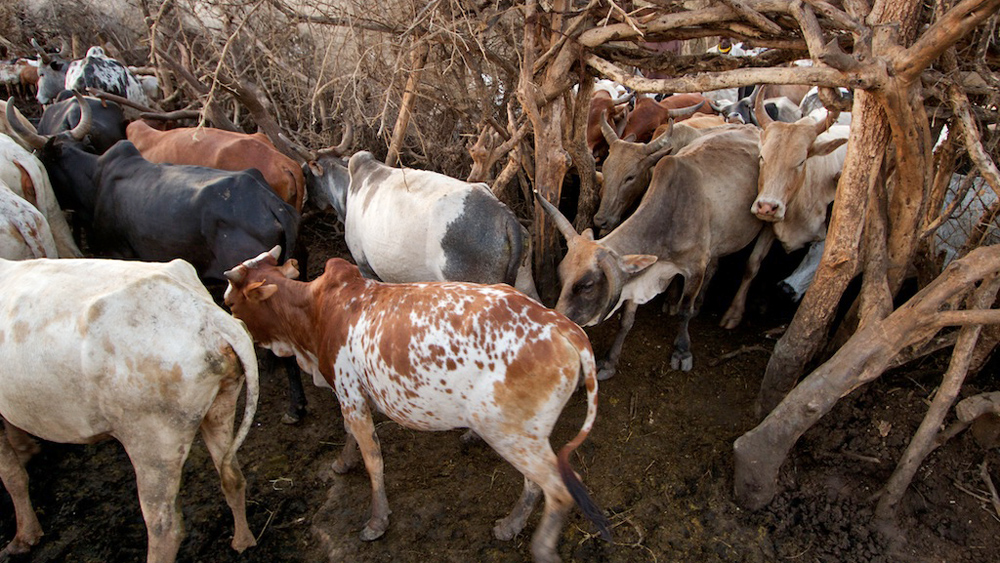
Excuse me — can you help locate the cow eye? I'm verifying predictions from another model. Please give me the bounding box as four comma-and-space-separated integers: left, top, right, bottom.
796, 159, 806, 168
576, 279, 595, 293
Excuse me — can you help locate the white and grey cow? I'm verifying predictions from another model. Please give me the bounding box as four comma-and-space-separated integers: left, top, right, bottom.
0, 257, 259, 562
36, 46, 149, 107
306, 150, 538, 298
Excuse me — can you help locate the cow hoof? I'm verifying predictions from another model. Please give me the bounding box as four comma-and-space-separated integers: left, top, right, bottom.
281, 412, 301, 425
360, 519, 388, 541
331, 458, 354, 474
596, 366, 616, 381
719, 310, 742, 330
459, 429, 483, 445
670, 352, 693, 372
231, 531, 257, 553
493, 519, 518, 541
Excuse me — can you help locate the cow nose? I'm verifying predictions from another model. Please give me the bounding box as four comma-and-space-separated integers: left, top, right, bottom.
753, 200, 782, 220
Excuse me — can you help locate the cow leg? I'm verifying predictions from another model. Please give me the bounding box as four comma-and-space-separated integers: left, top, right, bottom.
0, 422, 43, 556
671, 271, 705, 371
199, 377, 256, 553
340, 406, 390, 541
598, 300, 638, 381
3, 421, 39, 464
493, 477, 542, 540
331, 430, 361, 473
279, 355, 307, 424
479, 431, 571, 563
119, 429, 195, 563
721, 226, 775, 329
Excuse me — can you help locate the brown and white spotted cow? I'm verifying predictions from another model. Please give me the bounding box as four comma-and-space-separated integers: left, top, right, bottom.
0, 257, 259, 562
224, 248, 610, 563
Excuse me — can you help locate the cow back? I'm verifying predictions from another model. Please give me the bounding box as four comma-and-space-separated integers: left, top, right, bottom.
127, 121, 305, 210
345, 152, 522, 286
91, 141, 299, 281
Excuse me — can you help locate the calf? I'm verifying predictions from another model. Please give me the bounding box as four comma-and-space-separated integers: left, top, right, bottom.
0, 257, 259, 562
224, 248, 610, 563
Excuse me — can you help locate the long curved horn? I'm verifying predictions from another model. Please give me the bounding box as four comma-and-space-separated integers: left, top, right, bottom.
5, 99, 48, 149
30, 38, 51, 64
612, 90, 635, 106
600, 109, 619, 144
68, 92, 92, 141
596, 249, 625, 322
667, 100, 704, 119
646, 118, 674, 155
753, 84, 774, 129
318, 123, 354, 157
534, 191, 580, 243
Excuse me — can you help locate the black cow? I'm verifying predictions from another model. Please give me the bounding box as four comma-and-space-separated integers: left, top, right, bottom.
38, 91, 126, 154
6, 97, 299, 284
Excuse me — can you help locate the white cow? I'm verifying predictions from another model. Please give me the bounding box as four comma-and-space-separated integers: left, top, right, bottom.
0, 182, 58, 259
0, 257, 259, 562
0, 132, 82, 257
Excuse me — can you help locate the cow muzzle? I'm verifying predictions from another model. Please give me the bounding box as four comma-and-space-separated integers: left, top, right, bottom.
752, 197, 785, 222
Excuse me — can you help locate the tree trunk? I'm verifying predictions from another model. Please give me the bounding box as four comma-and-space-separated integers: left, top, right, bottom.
385, 41, 429, 167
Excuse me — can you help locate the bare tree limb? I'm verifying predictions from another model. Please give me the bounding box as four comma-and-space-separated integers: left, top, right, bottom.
894, 0, 1000, 83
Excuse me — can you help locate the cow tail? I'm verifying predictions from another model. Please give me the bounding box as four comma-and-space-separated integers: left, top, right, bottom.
556, 341, 612, 542
503, 215, 524, 286
279, 203, 300, 264
218, 315, 261, 471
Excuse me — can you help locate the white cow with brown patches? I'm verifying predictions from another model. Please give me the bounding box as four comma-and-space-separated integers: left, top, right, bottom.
0, 132, 81, 258
0, 257, 259, 562
0, 182, 58, 259
224, 248, 610, 563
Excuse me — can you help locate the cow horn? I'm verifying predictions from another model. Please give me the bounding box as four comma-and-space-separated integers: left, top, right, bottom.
534, 191, 581, 243
224, 265, 248, 284
612, 90, 635, 106
30, 38, 51, 64
667, 100, 705, 119
752, 85, 774, 129
646, 119, 673, 155
5, 99, 48, 149
596, 249, 625, 323
68, 92, 92, 141
707, 100, 726, 114
599, 109, 619, 144
319, 123, 354, 157
280, 133, 317, 163
268, 246, 282, 260
814, 111, 839, 136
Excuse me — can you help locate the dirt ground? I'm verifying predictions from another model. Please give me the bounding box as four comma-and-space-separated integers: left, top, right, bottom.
2, 215, 999, 563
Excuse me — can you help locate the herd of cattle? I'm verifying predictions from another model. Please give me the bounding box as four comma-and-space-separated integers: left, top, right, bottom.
0, 42, 989, 563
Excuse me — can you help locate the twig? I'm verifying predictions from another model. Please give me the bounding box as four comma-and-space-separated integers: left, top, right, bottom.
709, 344, 772, 366
980, 460, 1000, 521
254, 508, 277, 543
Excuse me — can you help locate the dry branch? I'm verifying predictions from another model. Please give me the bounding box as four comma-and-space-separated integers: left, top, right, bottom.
735, 246, 1000, 511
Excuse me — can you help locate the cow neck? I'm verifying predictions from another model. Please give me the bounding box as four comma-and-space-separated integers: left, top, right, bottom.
268, 275, 321, 356
53, 143, 101, 215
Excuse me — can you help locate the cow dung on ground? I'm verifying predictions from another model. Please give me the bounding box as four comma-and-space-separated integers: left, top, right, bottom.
1, 216, 998, 563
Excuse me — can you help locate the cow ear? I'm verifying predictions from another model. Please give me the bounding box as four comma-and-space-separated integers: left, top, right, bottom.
808, 137, 847, 158
307, 161, 324, 176
278, 259, 300, 279
245, 280, 278, 302
581, 228, 595, 241
621, 254, 657, 273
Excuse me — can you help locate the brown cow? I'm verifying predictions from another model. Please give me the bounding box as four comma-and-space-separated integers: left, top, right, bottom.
224, 249, 611, 563
618, 94, 717, 143
586, 89, 632, 161
127, 119, 305, 211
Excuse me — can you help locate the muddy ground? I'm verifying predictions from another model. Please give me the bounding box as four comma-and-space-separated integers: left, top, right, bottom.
2, 215, 999, 563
